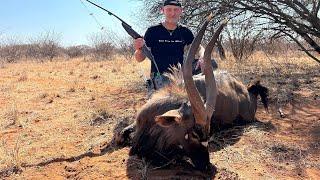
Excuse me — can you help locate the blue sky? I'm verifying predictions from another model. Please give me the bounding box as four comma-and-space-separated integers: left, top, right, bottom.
0, 0, 144, 46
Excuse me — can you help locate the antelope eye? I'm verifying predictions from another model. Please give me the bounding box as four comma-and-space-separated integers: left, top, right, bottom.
184, 134, 189, 140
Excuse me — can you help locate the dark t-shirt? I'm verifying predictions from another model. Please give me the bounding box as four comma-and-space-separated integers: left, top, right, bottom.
144, 23, 194, 74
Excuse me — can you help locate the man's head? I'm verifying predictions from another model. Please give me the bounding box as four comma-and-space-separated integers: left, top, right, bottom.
161, 0, 183, 24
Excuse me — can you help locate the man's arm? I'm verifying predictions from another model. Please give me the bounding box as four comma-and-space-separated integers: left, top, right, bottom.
134, 49, 146, 62
197, 45, 205, 59
196, 45, 205, 71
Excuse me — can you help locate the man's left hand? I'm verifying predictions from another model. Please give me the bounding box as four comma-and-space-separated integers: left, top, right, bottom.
195, 58, 204, 72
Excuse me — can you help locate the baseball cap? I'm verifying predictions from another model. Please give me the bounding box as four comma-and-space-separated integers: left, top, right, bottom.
163, 0, 182, 7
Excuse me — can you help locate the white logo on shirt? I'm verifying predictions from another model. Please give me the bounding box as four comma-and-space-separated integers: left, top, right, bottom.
158, 39, 183, 43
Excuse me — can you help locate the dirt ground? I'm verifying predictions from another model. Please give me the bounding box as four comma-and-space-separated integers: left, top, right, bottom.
0, 55, 319, 179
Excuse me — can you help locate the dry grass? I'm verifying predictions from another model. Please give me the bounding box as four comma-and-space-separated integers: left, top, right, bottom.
1, 104, 19, 128
0, 53, 319, 179
0, 132, 23, 177
218, 51, 320, 105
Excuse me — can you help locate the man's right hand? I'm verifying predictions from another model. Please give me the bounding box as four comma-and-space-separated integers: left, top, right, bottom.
134, 38, 145, 51
134, 38, 147, 62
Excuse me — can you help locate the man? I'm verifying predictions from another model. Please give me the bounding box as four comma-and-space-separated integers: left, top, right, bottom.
134, 0, 205, 86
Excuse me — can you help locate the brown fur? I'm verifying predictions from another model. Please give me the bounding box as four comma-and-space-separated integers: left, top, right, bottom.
163, 69, 269, 126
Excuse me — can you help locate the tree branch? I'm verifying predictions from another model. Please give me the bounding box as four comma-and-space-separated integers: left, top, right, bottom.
282, 31, 320, 63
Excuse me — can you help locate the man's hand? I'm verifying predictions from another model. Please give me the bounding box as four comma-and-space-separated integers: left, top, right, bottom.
195, 58, 204, 72
195, 45, 205, 72
134, 38, 147, 62
134, 38, 145, 51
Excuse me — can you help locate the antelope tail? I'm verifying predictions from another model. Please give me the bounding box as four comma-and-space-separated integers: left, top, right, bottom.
247, 80, 269, 111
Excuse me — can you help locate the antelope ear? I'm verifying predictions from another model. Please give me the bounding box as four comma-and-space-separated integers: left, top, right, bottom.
247, 82, 259, 96
155, 109, 182, 127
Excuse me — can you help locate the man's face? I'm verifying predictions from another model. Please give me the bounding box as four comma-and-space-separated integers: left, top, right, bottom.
161, 5, 182, 24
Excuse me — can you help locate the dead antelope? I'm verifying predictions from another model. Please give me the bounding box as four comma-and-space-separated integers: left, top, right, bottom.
117, 16, 269, 171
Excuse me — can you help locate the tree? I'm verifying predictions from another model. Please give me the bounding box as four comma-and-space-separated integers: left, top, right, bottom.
226, 19, 263, 61
65, 45, 90, 58
0, 36, 23, 63
88, 31, 115, 60
29, 30, 61, 61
